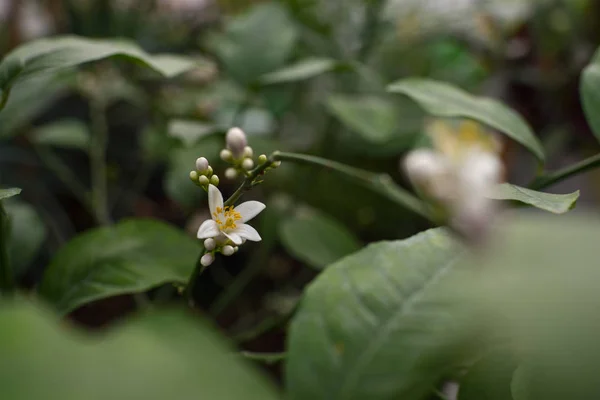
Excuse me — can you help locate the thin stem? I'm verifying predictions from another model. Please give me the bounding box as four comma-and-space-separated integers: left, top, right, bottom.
223, 157, 276, 207
89, 100, 111, 225
184, 252, 206, 307
0, 202, 14, 294
272, 152, 433, 220
240, 351, 286, 365
530, 153, 600, 190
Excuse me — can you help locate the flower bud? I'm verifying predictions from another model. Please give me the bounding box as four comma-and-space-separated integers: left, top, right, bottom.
189, 170, 199, 182
210, 175, 220, 186
258, 154, 268, 165
222, 245, 235, 256
233, 246, 239, 253
199, 175, 210, 186
226, 127, 247, 159
200, 253, 214, 267
225, 168, 238, 180
207, 166, 213, 176
403, 149, 448, 188
243, 146, 253, 158
220, 149, 233, 162
196, 157, 209, 172
204, 238, 216, 251
242, 158, 254, 171
272, 161, 282, 168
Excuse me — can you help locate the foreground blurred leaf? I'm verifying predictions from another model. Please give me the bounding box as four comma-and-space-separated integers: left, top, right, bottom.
39, 219, 199, 314
30, 119, 91, 150
5, 200, 46, 277
0, 302, 280, 400
286, 228, 480, 400
580, 47, 600, 142
458, 348, 518, 400
387, 79, 544, 162
0, 35, 203, 107
487, 184, 579, 214
260, 58, 338, 84
325, 95, 398, 144
279, 210, 361, 270
210, 2, 298, 84
0, 188, 21, 201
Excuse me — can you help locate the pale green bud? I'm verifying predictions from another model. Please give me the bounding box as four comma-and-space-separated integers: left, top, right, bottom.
242, 158, 254, 170
199, 175, 210, 186
258, 154, 268, 164
207, 165, 214, 176
210, 175, 220, 186
220, 149, 233, 162
225, 168, 238, 180
243, 146, 253, 158
189, 170, 199, 182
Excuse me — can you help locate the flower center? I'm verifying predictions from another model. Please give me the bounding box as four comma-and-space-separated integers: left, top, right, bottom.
214, 206, 242, 231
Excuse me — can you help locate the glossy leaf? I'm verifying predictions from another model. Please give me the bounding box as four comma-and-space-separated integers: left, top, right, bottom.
581, 48, 600, 142
279, 211, 361, 270
39, 219, 200, 314
387, 78, 544, 162
5, 200, 47, 276
210, 3, 297, 84
286, 228, 480, 400
260, 58, 338, 84
0, 188, 21, 201
487, 183, 579, 214
325, 95, 399, 144
30, 119, 90, 150
0, 302, 280, 400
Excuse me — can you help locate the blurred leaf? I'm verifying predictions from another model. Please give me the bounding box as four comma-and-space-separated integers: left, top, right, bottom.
326, 95, 398, 144
458, 349, 518, 400
580, 48, 600, 142
0, 74, 71, 138
165, 134, 222, 210
29, 119, 90, 150
210, 3, 298, 84
279, 210, 361, 270
286, 228, 480, 400
39, 219, 199, 314
0, 188, 21, 200
260, 58, 338, 84
487, 184, 579, 214
387, 79, 545, 162
0, 35, 203, 105
0, 302, 280, 400
5, 200, 47, 277
167, 119, 215, 147
215, 107, 275, 136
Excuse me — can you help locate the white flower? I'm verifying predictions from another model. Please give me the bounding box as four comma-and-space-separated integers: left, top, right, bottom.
197, 184, 265, 245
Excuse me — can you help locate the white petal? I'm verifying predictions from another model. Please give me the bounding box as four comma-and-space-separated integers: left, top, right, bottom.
208, 184, 223, 218
222, 231, 243, 245
197, 219, 220, 239
234, 201, 266, 223
233, 223, 262, 242
404, 149, 449, 186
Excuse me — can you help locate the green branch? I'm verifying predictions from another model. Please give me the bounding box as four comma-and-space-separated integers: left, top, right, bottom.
0, 202, 14, 294
531, 153, 600, 190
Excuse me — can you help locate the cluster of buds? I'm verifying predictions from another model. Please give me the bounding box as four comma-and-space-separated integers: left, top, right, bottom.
403, 119, 504, 244
189, 157, 220, 190
220, 127, 277, 179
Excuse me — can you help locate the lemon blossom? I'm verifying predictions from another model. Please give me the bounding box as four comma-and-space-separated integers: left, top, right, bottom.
197, 184, 265, 245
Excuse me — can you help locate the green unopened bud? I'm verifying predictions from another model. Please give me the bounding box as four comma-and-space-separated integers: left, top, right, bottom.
199, 175, 210, 186
207, 166, 213, 176
220, 149, 233, 162
272, 161, 282, 168
243, 146, 253, 158
210, 174, 220, 186
242, 158, 254, 170
258, 154, 268, 164
189, 170, 199, 182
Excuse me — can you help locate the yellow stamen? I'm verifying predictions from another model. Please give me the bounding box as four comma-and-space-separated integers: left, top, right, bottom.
216, 205, 242, 231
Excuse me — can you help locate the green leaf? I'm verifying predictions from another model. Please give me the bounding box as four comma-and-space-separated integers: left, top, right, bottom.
387, 78, 544, 162
286, 228, 480, 400
458, 349, 518, 400
0, 36, 203, 106
487, 183, 579, 214
210, 3, 298, 84
5, 200, 47, 276
167, 119, 215, 147
279, 210, 361, 270
325, 95, 399, 144
0, 302, 280, 400
0, 188, 21, 201
581, 49, 600, 142
39, 219, 200, 314
260, 58, 338, 84
29, 119, 90, 150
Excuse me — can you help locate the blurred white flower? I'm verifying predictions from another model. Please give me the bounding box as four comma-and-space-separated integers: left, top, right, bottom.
404, 119, 503, 241
197, 184, 265, 245
226, 127, 248, 160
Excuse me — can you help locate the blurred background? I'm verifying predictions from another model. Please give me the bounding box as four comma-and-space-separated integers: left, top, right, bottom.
1, 0, 599, 383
